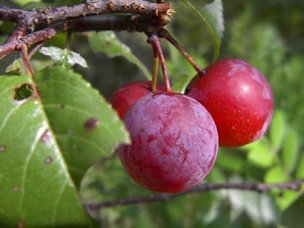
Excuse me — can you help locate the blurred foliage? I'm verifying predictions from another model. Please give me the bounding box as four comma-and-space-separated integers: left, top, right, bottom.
0, 0, 304, 227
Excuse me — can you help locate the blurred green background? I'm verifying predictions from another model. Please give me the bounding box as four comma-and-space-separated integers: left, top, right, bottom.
1, 0, 304, 227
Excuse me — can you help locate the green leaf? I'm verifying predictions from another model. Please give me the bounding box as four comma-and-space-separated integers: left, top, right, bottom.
5, 59, 22, 75
0, 67, 129, 226
89, 31, 151, 79
270, 110, 286, 152
181, 0, 224, 61
296, 154, 304, 179
34, 66, 130, 184
281, 194, 304, 228
12, 0, 40, 5
282, 129, 300, 173
171, 73, 194, 93
216, 148, 245, 173
264, 166, 288, 184
39, 46, 89, 68
264, 167, 298, 210
245, 139, 274, 168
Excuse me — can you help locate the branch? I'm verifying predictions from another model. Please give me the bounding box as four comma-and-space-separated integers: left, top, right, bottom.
64, 14, 166, 32
86, 179, 304, 210
0, 7, 24, 22
0, 1, 174, 58
0, 1, 172, 27
0, 28, 56, 58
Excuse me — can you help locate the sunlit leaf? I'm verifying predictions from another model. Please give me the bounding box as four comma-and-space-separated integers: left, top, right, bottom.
264, 166, 288, 184
12, 0, 40, 5
39, 46, 89, 68
0, 66, 129, 226
245, 139, 274, 168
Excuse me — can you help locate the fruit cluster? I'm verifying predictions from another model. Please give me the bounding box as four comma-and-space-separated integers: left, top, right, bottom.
111, 59, 274, 193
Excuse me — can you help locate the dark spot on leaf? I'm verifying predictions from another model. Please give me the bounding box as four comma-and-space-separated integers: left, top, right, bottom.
84, 118, 100, 131
14, 84, 33, 101
44, 156, 53, 164
12, 186, 19, 192
0, 145, 6, 153
60, 104, 65, 109
16, 220, 25, 228
40, 129, 51, 143
278, 191, 284, 198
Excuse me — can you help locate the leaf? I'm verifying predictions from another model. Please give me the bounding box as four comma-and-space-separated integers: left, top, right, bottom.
215, 148, 245, 173
0, 67, 129, 226
0, 53, 20, 75
264, 166, 288, 184
5, 59, 22, 75
264, 167, 298, 210
224, 176, 278, 225
89, 31, 151, 79
281, 194, 304, 228
296, 154, 304, 179
39, 46, 89, 68
282, 128, 300, 173
181, 0, 224, 61
270, 110, 286, 152
12, 0, 40, 5
245, 139, 274, 168
81, 156, 150, 222
171, 73, 194, 93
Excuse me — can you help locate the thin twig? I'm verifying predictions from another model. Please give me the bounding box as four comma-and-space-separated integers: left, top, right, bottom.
86, 179, 304, 210
20, 44, 34, 76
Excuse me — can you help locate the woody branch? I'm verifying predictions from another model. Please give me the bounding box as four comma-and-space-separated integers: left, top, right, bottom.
0, 0, 173, 58
87, 179, 304, 209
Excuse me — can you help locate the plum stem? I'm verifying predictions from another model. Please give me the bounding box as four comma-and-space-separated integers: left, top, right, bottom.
159, 29, 206, 76
148, 34, 172, 93
151, 47, 160, 92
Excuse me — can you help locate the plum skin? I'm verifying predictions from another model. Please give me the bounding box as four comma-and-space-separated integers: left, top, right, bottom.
119, 93, 219, 193
111, 81, 164, 118
186, 59, 274, 147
